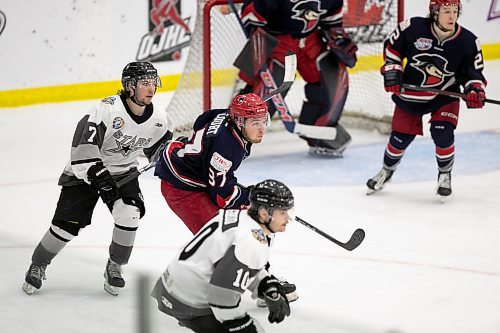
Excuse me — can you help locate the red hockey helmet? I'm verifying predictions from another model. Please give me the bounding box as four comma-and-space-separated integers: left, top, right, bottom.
429, 0, 461, 15
229, 93, 269, 127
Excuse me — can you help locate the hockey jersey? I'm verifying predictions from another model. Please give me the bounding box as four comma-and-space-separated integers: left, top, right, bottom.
58, 94, 173, 186
383, 17, 486, 115
241, 0, 344, 38
155, 109, 251, 209
152, 209, 272, 322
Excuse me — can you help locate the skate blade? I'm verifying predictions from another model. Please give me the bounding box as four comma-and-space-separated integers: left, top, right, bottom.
104, 281, 121, 296
22, 282, 37, 295
437, 193, 452, 203
309, 147, 344, 158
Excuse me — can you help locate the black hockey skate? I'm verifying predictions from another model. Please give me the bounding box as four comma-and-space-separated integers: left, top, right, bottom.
436, 171, 452, 202
367, 167, 394, 195
257, 278, 298, 307
22, 263, 47, 295
309, 124, 351, 158
104, 258, 125, 296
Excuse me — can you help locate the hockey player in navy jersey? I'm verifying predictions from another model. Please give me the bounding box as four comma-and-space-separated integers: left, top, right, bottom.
152, 179, 294, 333
155, 93, 268, 235
22, 62, 173, 296
237, 0, 357, 157
366, 0, 487, 201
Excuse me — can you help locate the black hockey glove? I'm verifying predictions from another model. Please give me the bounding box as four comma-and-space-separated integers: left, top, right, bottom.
222, 314, 258, 333
258, 275, 291, 323
87, 162, 120, 204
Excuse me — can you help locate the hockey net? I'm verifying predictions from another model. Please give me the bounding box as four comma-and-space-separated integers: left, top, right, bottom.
167, 0, 404, 135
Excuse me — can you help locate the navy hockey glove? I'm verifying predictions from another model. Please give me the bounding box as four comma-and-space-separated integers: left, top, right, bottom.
87, 162, 120, 204
258, 275, 291, 323
222, 314, 258, 333
381, 64, 403, 95
463, 83, 486, 108
325, 27, 358, 68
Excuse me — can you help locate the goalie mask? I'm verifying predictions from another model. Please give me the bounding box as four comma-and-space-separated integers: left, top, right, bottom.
248, 179, 294, 232
121, 62, 162, 95
229, 93, 269, 127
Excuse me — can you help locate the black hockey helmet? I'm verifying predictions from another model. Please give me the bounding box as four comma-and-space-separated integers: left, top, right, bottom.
250, 179, 294, 211
121, 62, 162, 93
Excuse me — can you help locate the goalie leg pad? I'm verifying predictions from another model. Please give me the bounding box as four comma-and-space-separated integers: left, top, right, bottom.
317, 51, 349, 126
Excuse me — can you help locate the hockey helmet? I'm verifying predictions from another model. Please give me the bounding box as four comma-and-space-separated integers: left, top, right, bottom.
250, 179, 294, 211
429, 0, 461, 16
229, 93, 269, 127
121, 62, 162, 92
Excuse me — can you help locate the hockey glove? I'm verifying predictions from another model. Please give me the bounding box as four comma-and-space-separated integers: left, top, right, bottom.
463, 83, 486, 108
381, 64, 403, 95
257, 275, 291, 323
222, 314, 258, 333
325, 27, 358, 68
87, 162, 120, 204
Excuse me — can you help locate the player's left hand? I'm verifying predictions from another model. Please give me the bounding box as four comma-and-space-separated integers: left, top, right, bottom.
258, 275, 291, 323
463, 83, 486, 108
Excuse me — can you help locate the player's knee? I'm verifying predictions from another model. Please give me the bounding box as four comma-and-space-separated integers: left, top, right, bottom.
112, 199, 141, 229
51, 219, 86, 237
430, 121, 455, 148
389, 131, 415, 150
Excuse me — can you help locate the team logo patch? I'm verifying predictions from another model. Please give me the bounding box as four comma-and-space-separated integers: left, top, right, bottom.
410, 53, 454, 87
414, 38, 433, 51
101, 96, 116, 105
291, 0, 326, 34
210, 152, 232, 172
112, 117, 125, 130
251, 228, 267, 244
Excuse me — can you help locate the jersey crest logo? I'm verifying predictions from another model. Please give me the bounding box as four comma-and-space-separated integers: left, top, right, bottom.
112, 117, 125, 130
251, 228, 268, 244
414, 38, 433, 51
101, 97, 116, 105
410, 54, 454, 87
107, 132, 153, 156
291, 0, 326, 34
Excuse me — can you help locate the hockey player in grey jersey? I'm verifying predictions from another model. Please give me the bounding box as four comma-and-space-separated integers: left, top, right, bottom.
22, 62, 173, 296
152, 179, 294, 332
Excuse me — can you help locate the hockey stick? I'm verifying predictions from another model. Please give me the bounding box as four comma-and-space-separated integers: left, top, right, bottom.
227, 1, 339, 140
402, 84, 500, 105
295, 216, 365, 251
116, 160, 157, 188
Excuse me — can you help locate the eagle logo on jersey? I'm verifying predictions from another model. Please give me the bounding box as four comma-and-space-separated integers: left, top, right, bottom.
410, 54, 453, 87
252, 228, 268, 244
291, 0, 327, 34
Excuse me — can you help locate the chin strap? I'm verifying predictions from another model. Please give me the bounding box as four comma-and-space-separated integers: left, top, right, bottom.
131, 95, 146, 107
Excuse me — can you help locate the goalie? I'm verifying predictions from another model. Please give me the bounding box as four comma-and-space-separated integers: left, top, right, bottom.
236, 0, 357, 157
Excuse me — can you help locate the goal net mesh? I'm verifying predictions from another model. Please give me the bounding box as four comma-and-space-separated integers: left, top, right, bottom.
167, 0, 402, 135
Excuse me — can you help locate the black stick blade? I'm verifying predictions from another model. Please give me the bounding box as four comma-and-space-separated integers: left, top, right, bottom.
344, 228, 365, 251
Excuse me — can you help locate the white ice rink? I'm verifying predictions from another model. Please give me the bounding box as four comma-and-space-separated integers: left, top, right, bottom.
1, 61, 500, 333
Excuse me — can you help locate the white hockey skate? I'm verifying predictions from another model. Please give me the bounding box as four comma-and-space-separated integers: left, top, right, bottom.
436, 171, 452, 203
22, 263, 47, 295
104, 258, 125, 296
366, 167, 394, 195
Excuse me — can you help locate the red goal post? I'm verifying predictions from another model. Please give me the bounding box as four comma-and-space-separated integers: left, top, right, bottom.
167, 0, 404, 135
